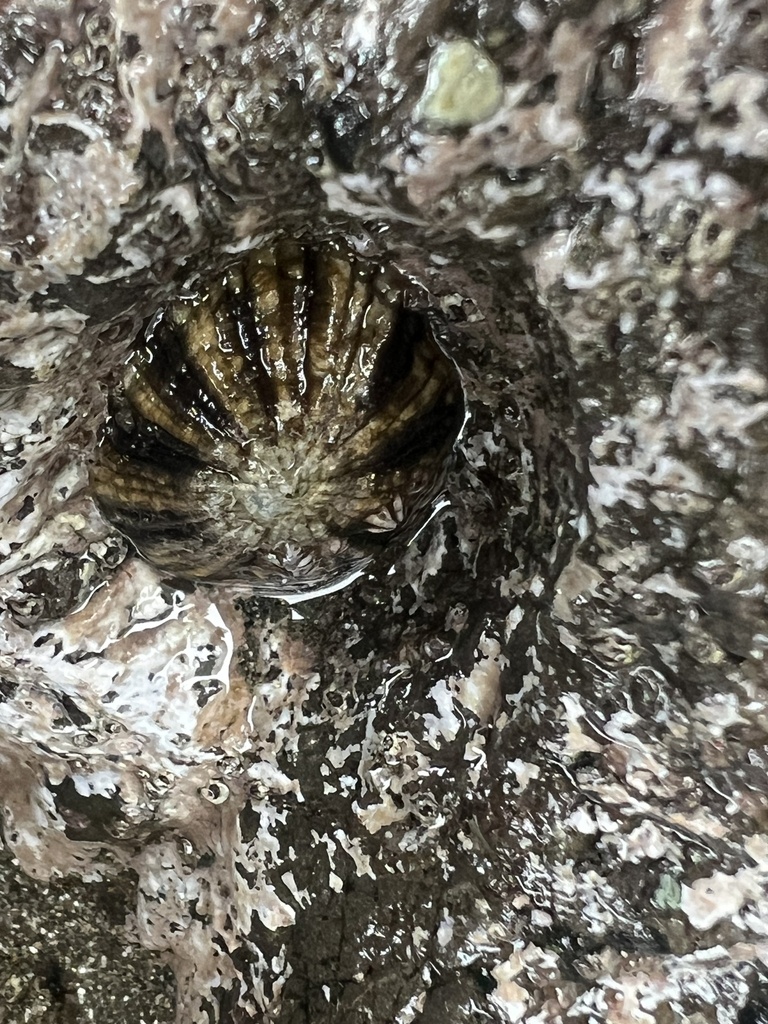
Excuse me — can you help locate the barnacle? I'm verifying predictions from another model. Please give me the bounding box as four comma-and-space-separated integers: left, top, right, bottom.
90, 242, 465, 596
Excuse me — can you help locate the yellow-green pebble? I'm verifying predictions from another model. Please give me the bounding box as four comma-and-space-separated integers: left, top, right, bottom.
416, 39, 503, 128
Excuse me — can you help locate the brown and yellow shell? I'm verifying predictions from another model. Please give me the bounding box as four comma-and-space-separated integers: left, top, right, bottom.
90, 242, 465, 596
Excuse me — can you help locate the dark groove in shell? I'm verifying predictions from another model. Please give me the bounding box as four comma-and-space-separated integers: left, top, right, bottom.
91, 241, 465, 595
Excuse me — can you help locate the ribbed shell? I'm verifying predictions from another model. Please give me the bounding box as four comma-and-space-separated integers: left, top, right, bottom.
91, 242, 464, 595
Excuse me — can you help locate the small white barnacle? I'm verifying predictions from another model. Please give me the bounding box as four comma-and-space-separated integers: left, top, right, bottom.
90, 241, 465, 596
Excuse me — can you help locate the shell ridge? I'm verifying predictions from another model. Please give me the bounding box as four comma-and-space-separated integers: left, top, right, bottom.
125, 368, 218, 458
272, 243, 312, 425
132, 312, 235, 454
218, 268, 278, 439
298, 245, 318, 411
174, 285, 254, 445
305, 249, 352, 414
105, 399, 207, 474
226, 275, 280, 437
167, 299, 250, 451
338, 263, 376, 395
251, 246, 298, 425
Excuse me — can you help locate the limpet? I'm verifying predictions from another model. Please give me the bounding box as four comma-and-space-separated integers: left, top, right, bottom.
91, 242, 464, 596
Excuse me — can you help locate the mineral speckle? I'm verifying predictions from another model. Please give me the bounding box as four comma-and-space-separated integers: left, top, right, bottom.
415, 39, 504, 128
1, 0, 767, 1022
0, 846, 174, 1024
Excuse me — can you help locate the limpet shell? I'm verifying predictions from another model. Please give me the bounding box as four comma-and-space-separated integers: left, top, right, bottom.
91, 242, 465, 596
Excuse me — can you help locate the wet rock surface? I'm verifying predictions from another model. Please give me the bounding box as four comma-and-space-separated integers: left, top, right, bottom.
1, 1, 767, 1022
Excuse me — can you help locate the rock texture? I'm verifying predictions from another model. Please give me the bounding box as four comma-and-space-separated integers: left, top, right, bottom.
1, 1, 767, 1022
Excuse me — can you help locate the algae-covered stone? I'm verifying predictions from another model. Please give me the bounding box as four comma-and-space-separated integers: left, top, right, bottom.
416, 38, 503, 128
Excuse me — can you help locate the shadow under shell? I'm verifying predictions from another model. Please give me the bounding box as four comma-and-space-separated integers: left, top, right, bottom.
90, 242, 465, 596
